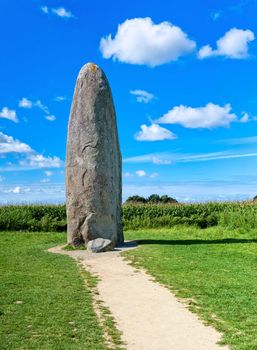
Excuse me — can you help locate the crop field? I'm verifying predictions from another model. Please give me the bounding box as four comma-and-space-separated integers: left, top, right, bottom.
0, 201, 257, 232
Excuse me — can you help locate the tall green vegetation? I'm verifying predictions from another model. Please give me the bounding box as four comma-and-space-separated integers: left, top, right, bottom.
0, 201, 257, 232
123, 202, 257, 230
0, 205, 66, 232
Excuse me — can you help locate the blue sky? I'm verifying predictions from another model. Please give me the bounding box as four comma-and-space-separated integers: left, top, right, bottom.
0, 0, 257, 203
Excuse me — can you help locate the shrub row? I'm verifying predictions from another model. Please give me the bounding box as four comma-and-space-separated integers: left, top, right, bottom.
0, 202, 256, 232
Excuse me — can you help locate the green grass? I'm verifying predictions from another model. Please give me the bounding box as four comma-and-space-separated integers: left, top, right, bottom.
124, 226, 257, 350
2, 226, 257, 349
0, 232, 123, 350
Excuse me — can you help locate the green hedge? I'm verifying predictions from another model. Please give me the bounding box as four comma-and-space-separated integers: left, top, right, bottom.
0, 202, 256, 232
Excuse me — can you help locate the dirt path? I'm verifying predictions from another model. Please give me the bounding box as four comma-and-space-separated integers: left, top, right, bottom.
49, 244, 229, 350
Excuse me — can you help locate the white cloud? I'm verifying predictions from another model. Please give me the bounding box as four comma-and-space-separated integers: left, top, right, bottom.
0, 132, 32, 154
54, 96, 67, 101
45, 115, 56, 121
41, 178, 50, 183
45, 171, 53, 177
0, 132, 63, 170
124, 152, 171, 164
123, 172, 134, 178
124, 170, 159, 178
130, 90, 155, 103
20, 154, 63, 169
198, 28, 255, 59
151, 156, 172, 165
240, 113, 249, 123
19, 98, 57, 120
19, 98, 33, 109
217, 135, 257, 145
34, 100, 49, 114
12, 186, 21, 194
0, 184, 65, 204
0, 107, 18, 123
52, 7, 74, 18
135, 123, 177, 141
3, 186, 25, 194
40, 6, 49, 14
124, 150, 257, 165
157, 103, 238, 129
100, 17, 196, 67
19, 98, 49, 114
136, 170, 147, 177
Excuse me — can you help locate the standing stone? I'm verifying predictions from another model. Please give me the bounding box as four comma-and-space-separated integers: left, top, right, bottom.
66, 62, 123, 247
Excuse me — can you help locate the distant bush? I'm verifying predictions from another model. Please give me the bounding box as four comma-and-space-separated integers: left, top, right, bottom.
126, 195, 147, 204
126, 194, 178, 204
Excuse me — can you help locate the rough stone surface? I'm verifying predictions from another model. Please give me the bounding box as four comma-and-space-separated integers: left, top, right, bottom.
66, 62, 123, 246
87, 238, 114, 253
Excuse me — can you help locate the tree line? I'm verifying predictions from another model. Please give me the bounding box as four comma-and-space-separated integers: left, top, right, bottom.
125, 194, 178, 204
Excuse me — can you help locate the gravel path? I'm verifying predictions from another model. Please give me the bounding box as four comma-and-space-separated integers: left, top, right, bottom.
49, 244, 229, 350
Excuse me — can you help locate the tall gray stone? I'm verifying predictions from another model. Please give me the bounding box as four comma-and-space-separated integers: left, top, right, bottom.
66, 62, 123, 247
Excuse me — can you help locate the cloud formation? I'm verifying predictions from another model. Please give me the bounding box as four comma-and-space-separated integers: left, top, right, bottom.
124, 170, 159, 178
218, 135, 257, 145
198, 28, 255, 59
19, 97, 56, 121
0, 132, 63, 170
151, 156, 172, 165
0, 132, 32, 154
100, 17, 196, 67
157, 103, 238, 128
135, 170, 146, 177
20, 154, 62, 169
52, 7, 74, 18
19, 98, 33, 109
40, 6, 49, 14
130, 90, 155, 103
40, 6, 74, 18
54, 96, 67, 102
0, 107, 18, 122
124, 150, 257, 165
45, 115, 56, 121
135, 123, 177, 141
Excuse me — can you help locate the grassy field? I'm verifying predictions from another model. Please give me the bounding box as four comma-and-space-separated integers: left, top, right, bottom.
0, 232, 123, 350
1, 203, 257, 350
124, 226, 257, 350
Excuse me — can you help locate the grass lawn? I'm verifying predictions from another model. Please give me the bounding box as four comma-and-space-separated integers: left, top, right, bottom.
124, 226, 257, 350
0, 232, 123, 350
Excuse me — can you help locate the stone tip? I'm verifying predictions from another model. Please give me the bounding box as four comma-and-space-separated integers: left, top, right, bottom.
79, 62, 101, 74
77, 62, 106, 83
